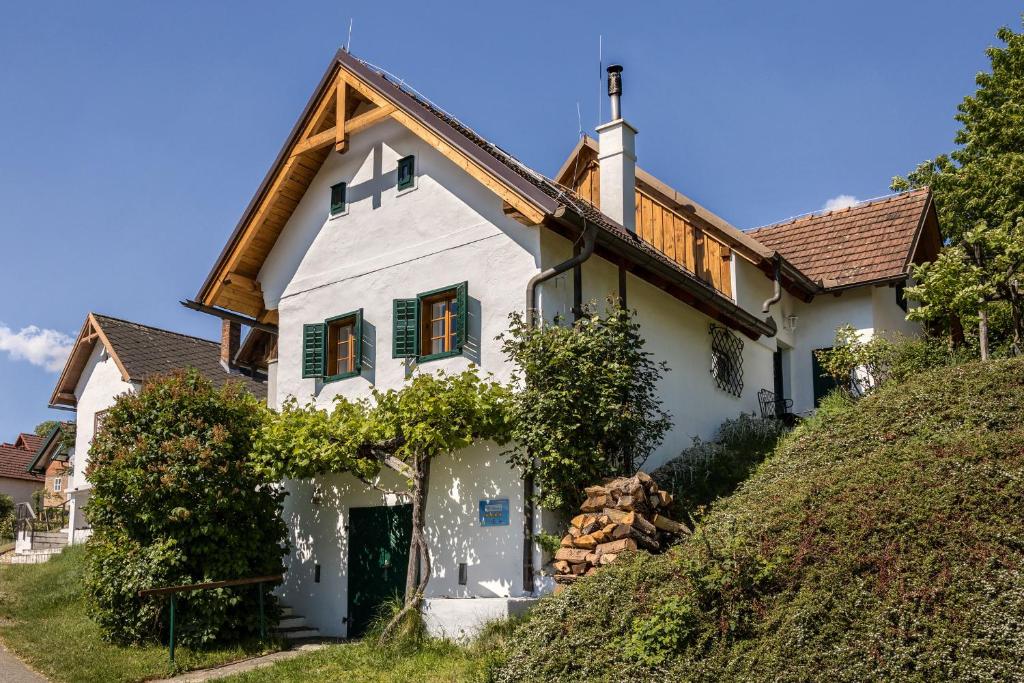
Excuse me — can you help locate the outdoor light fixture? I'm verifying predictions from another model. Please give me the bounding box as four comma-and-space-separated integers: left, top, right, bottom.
784, 315, 799, 331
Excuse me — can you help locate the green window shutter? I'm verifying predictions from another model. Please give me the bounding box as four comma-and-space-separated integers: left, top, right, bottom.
330, 182, 347, 215
455, 281, 468, 350
354, 308, 364, 371
393, 298, 419, 358
397, 155, 415, 190
302, 323, 326, 378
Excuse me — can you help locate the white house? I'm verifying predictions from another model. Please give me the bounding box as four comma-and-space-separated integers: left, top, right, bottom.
189, 50, 941, 639
47, 313, 266, 546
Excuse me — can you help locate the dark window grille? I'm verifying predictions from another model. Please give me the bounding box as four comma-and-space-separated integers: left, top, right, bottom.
709, 324, 744, 397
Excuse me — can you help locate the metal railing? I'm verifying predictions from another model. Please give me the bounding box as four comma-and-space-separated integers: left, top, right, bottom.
14, 499, 70, 543
138, 574, 283, 664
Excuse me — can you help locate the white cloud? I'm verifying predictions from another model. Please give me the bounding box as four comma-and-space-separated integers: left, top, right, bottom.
823, 194, 858, 211
0, 324, 74, 372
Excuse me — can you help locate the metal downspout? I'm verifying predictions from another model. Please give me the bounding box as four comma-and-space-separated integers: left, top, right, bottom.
521, 217, 598, 593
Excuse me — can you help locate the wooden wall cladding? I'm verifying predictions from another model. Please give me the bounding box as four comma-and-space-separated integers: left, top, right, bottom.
570, 163, 732, 298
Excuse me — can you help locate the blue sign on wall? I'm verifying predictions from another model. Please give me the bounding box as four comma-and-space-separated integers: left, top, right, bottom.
478, 498, 510, 527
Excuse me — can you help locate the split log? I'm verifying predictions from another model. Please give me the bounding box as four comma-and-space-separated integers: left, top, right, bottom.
554, 547, 590, 563
599, 553, 618, 565
652, 514, 691, 535
570, 562, 587, 575
574, 534, 597, 550
597, 538, 637, 554
552, 560, 570, 573
560, 534, 575, 547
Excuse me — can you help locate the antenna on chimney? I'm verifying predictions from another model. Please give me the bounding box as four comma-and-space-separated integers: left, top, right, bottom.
346, 18, 354, 52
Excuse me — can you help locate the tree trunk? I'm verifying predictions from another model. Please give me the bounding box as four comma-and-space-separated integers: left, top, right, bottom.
379, 451, 431, 645
1009, 283, 1023, 355
979, 307, 990, 361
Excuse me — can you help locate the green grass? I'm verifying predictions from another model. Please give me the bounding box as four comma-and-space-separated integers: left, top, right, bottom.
0, 545, 280, 682
223, 639, 489, 683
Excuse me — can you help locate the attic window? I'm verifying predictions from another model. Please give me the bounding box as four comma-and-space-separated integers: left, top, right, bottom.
709, 324, 743, 397
330, 182, 347, 216
397, 155, 415, 191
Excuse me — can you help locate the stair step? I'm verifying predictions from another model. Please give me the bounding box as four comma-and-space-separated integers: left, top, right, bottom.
276, 627, 320, 640
280, 605, 295, 617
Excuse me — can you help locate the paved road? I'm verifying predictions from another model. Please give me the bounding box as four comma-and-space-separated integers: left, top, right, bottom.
0, 642, 47, 682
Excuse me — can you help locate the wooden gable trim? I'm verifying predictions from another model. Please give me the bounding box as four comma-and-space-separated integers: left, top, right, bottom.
904, 189, 941, 271
200, 55, 550, 317
48, 314, 131, 409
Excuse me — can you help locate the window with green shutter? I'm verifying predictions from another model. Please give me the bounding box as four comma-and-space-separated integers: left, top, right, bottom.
397, 155, 415, 191
330, 182, 347, 216
324, 309, 363, 382
304, 311, 364, 382
302, 323, 326, 378
392, 282, 469, 363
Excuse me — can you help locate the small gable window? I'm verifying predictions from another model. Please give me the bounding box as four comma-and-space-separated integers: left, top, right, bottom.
393, 282, 468, 362
53, 477, 61, 492
302, 309, 364, 382
330, 182, 347, 216
397, 155, 415, 191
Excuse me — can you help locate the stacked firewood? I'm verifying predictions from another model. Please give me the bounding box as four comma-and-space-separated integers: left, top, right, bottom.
552, 471, 690, 587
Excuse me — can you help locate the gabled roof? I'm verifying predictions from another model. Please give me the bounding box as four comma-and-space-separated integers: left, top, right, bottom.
0, 437, 44, 483
27, 422, 72, 475
50, 313, 266, 409
14, 433, 44, 454
196, 50, 780, 340
748, 189, 940, 290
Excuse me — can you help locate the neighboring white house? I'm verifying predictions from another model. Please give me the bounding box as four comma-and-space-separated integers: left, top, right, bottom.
47, 313, 266, 546
189, 50, 942, 639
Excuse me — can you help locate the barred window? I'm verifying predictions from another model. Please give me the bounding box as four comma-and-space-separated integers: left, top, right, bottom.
709, 324, 743, 397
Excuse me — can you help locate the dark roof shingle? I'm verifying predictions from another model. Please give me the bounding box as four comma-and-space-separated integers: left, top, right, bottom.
748, 189, 931, 289
94, 315, 266, 398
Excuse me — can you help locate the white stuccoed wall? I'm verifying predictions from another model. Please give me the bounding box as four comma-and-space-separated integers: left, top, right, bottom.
70, 343, 137, 492
538, 230, 779, 471
261, 120, 542, 636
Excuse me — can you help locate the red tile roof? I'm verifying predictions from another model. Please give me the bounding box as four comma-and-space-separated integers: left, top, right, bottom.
14, 433, 44, 454
748, 189, 932, 289
0, 439, 44, 483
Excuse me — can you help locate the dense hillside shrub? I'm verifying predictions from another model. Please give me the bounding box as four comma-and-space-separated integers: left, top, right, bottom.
651, 413, 787, 518
496, 358, 1024, 681
84, 370, 286, 646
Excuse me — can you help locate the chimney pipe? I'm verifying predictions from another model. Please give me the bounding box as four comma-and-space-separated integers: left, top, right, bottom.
607, 64, 623, 120
596, 64, 637, 232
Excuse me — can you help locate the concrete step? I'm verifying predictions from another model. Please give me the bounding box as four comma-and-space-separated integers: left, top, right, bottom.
273, 608, 319, 640
32, 533, 68, 545
2, 549, 62, 564
275, 626, 320, 640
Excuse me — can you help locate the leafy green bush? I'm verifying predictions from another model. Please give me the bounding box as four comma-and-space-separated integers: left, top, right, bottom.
817, 325, 972, 397
0, 493, 14, 541
85, 370, 286, 646
651, 413, 787, 517
500, 302, 671, 510
495, 358, 1024, 681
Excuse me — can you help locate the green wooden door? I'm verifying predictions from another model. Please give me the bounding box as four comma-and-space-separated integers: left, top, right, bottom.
347, 504, 413, 638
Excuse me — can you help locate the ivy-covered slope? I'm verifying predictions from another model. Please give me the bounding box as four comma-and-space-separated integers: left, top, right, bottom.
496, 359, 1024, 682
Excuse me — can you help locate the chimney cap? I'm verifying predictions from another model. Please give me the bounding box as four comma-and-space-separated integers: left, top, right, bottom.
606, 64, 623, 74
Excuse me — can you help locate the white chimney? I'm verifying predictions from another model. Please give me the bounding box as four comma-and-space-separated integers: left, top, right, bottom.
596, 64, 637, 233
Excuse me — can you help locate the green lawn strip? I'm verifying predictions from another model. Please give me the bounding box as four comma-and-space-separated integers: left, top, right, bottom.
0, 545, 280, 683
223, 639, 490, 683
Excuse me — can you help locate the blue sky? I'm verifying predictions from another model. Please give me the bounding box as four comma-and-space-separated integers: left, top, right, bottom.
0, 1, 1019, 438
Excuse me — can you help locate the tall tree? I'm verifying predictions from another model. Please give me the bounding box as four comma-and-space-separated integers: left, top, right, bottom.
893, 22, 1024, 356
